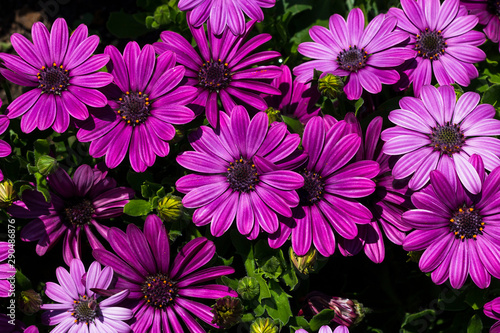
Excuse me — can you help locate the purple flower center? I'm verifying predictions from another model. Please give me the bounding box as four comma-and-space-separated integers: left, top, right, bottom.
72, 295, 98, 324
415, 29, 447, 60
429, 122, 465, 156
298, 169, 324, 205
449, 206, 484, 240
37, 63, 70, 95
64, 198, 95, 226
226, 158, 259, 193
141, 273, 177, 309
198, 59, 231, 92
117, 91, 151, 126
487, 0, 500, 17
336, 46, 368, 72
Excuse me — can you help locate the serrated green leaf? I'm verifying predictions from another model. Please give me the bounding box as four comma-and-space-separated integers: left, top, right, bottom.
262, 280, 292, 326
35, 173, 51, 202
467, 314, 483, 333
255, 273, 271, 302
123, 200, 152, 217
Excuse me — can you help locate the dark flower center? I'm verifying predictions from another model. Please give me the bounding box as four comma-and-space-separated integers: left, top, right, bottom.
415, 29, 447, 60
37, 63, 70, 95
64, 198, 95, 226
298, 169, 324, 205
198, 59, 231, 92
226, 158, 259, 193
449, 205, 484, 240
142, 273, 177, 309
117, 91, 151, 126
487, 0, 500, 17
429, 122, 465, 156
72, 295, 98, 324
212, 296, 243, 329
337, 46, 368, 72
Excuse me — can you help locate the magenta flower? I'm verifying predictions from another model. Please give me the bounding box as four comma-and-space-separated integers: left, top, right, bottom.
8, 164, 134, 265
176, 106, 305, 238
293, 8, 416, 100
263, 64, 321, 124
382, 85, 500, 194
484, 296, 500, 332
462, 0, 500, 51
339, 114, 412, 263
0, 101, 11, 166
0, 242, 16, 298
77, 42, 197, 172
178, 0, 275, 35
388, 0, 486, 96
402, 157, 500, 289
268, 116, 379, 257
41, 258, 132, 332
297, 326, 349, 333
0, 18, 112, 133
93, 215, 237, 332
154, 19, 282, 127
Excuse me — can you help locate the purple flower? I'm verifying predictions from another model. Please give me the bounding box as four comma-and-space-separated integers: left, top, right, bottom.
263, 64, 321, 124
178, 0, 275, 35
268, 116, 379, 257
0, 242, 16, 298
41, 258, 133, 332
0, 100, 11, 164
0, 314, 39, 333
8, 164, 134, 265
382, 85, 500, 194
93, 214, 237, 332
176, 106, 305, 238
462, 0, 500, 51
154, 19, 282, 127
77, 42, 197, 172
484, 296, 500, 332
339, 114, 412, 263
388, 0, 486, 96
0, 18, 113, 133
293, 8, 416, 100
402, 157, 500, 289
297, 326, 350, 333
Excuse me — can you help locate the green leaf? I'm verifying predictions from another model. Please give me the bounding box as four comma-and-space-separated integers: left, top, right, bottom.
282, 115, 304, 135
145, 16, 156, 29
255, 273, 271, 302
220, 276, 239, 291
309, 309, 336, 331
33, 139, 50, 158
123, 199, 152, 217
401, 309, 436, 329
35, 173, 51, 202
481, 84, 500, 109
107, 11, 149, 39
467, 314, 483, 333
231, 230, 256, 274
15, 270, 32, 290
263, 280, 293, 326
354, 97, 364, 116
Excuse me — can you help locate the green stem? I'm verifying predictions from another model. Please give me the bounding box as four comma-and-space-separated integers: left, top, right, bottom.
2, 81, 12, 104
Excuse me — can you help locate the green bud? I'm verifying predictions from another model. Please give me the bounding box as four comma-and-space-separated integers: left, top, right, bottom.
157, 194, 183, 222
36, 155, 58, 175
250, 318, 278, 333
154, 4, 171, 26
318, 74, 344, 99
18, 289, 42, 315
290, 247, 317, 275
211, 296, 243, 329
0, 179, 15, 209
407, 250, 424, 263
265, 107, 283, 125
237, 276, 260, 300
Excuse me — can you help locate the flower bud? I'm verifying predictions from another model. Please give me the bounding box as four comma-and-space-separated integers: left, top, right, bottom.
0, 179, 15, 209
211, 296, 243, 329
237, 276, 260, 300
157, 194, 183, 222
36, 155, 58, 176
265, 107, 283, 125
318, 74, 344, 99
250, 318, 278, 333
18, 289, 43, 315
290, 247, 317, 275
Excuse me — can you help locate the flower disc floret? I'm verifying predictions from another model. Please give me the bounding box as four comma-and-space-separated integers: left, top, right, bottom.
72, 295, 98, 324
227, 158, 259, 192
415, 29, 447, 60
449, 206, 484, 240
63, 198, 95, 226
199, 59, 231, 92
430, 122, 465, 156
141, 273, 177, 309
117, 91, 151, 125
37, 63, 70, 94
337, 46, 368, 72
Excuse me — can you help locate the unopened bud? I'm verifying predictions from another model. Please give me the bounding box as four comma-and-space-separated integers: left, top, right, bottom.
265, 107, 283, 125
318, 74, 344, 99
250, 318, 278, 333
290, 247, 317, 275
211, 296, 243, 329
18, 289, 42, 315
36, 155, 58, 176
157, 194, 183, 222
0, 180, 15, 209
237, 276, 260, 300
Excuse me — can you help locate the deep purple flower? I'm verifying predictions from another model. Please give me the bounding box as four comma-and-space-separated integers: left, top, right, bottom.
268, 116, 379, 257
77, 42, 197, 172
339, 114, 412, 263
382, 85, 500, 194
0, 18, 113, 133
0, 314, 39, 333
0, 100, 11, 165
263, 64, 321, 124
176, 106, 305, 239
388, 0, 486, 96
462, 0, 500, 51
154, 19, 282, 127
484, 296, 500, 332
402, 157, 500, 288
293, 8, 416, 100
0, 242, 16, 298
297, 326, 350, 333
41, 258, 132, 332
178, 0, 275, 35
8, 164, 134, 265
93, 214, 237, 332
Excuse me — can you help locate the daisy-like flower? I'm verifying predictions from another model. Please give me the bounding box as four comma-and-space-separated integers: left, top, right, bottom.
93, 214, 237, 332
296, 325, 349, 333
178, 0, 275, 35
154, 18, 282, 127
340, 114, 412, 263
268, 116, 379, 257
484, 296, 500, 332
263, 64, 321, 124
382, 85, 500, 194
0, 18, 112, 133
77, 43, 197, 172
41, 258, 132, 332
0, 107, 11, 182
402, 156, 500, 289
8, 164, 134, 265
388, 0, 486, 96
462, 0, 500, 51
176, 106, 305, 239
293, 8, 416, 100
0, 242, 16, 297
